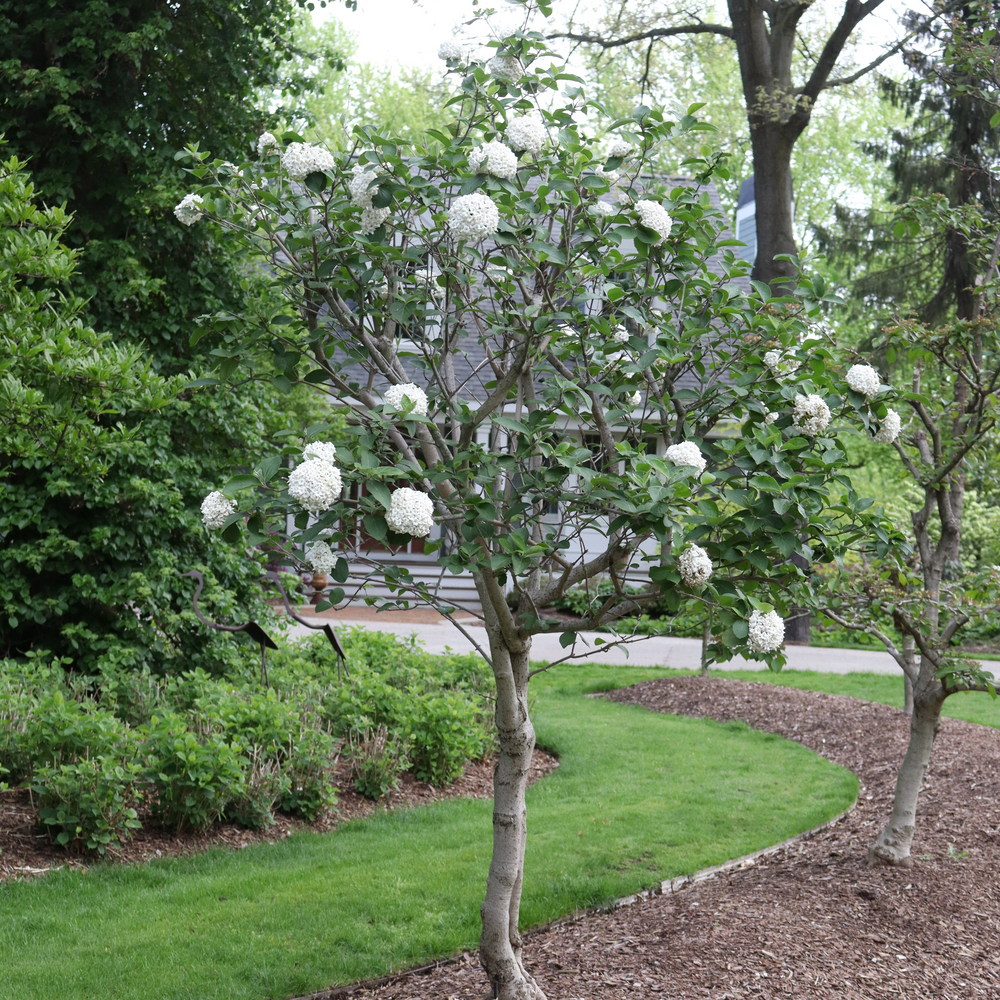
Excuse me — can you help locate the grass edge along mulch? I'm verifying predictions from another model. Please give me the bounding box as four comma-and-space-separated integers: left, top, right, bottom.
0, 663, 856, 1000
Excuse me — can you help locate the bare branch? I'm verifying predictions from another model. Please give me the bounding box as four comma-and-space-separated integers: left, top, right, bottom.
546, 23, 734, 50
821, 606, 916, 679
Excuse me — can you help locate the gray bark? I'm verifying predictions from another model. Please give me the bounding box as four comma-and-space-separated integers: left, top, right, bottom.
700, 617, 711, 676
902, 635, 915, 716
869, 690, 943, 866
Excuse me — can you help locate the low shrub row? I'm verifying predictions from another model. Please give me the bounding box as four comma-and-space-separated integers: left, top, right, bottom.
0, 630, 495, 854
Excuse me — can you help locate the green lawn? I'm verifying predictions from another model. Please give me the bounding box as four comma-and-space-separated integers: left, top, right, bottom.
0, 664, 856, 1000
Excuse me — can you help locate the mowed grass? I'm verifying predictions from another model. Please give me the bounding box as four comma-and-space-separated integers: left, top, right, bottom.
0, 664, 856, 1000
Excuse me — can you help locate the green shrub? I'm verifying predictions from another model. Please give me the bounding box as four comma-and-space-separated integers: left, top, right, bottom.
348, 724, 409, 800
146, 713, 247, 832
224, 749, 287, 829
277, 726, 339, 820
404, 692, 488, 787
31, 754, 143, 854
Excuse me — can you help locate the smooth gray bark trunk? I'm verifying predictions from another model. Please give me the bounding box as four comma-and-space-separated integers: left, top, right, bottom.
902, 636, 916, 716
479, 634, 545, 1000
700, 618, 711, 676
869, 692, 943, 866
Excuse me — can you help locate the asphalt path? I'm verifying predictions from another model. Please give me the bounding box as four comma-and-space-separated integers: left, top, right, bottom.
285, 616, 909, 675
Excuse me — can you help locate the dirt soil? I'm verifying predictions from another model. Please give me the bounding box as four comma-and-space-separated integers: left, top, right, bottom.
0, 749, 558, 881
327, 676, 1000, 1000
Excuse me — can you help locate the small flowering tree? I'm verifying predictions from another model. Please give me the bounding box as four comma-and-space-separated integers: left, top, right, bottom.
177, 28, 898, 999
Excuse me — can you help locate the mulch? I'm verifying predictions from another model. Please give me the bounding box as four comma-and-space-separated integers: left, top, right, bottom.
330, 676, 1000, 1000
0, 749, 559, 881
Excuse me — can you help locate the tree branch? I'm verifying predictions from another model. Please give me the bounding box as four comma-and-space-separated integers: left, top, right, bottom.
546, 24, 735, 50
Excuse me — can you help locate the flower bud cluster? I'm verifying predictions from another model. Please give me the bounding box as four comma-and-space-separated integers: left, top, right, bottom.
489, 54, 521, 83
386, 487, 435, 537
281, 143, 336, 181
845, 363, 881, 400
874, 407, 902, 444
747, 609, 784, 654
469, 141, 518, 180
307, 540, 337, 575
384, 383, 429, 416
201, 490, 235, 530
174, 194, 204, 226
288, 454, 343, 514
448, 192, 500, 242
438, 41, 463, 61
664, 441, 707, 475
505, 115, 546, 155
678, 544, 713, 587
792, 394, 831, 436
257, 132, 279, 157
634, 200, 672, 243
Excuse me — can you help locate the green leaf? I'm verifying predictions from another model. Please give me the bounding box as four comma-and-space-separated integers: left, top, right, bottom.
222, 475, 258, 496
332, 557, 349, 583
185, 377, 221, 389
255, 455, 282, 483
364, 513, 387, 541
368, 482, 392, 511
559, 631, 577, 648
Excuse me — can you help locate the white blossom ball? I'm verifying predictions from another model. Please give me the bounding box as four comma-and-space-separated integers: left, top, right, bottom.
874, 407, 902, 444
612, 326, 630, 345
438, 41, 463, 60
846, 363, 881, 400
677, 544, 713, 588
634, 200, 673, 243
665, 441, 707, 475
505, 115, 546, 155
489, 54, 521, 83
288, 458, 343, 514
348, 162, 382, 207
748, 609, 785, 654
763, 408, 779, 425
386, 487, 435, 538
792, 394, 831, 436
628, 390, 642, 407
764, 349, 801, 377
201, 490, 235, 530
384, 382, 429, 417
593, 200, 615, 217
763, 350, 783, 373
257, 132, 279, 157
281, 142, 336, 181
307, 540, 337, 575
174, 193, 204, 226
606, 136, 633, 158
448, 192, 500, 242
468, 141, 518, 180
359, 206, 391, 234
303, 441, 337, 464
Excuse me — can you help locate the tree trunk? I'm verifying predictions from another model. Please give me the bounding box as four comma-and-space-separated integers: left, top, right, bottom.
479, 637, 545, 1000
902, 635, 915, 716
748, 124, 798, 286
868, 690, 943, 866
700, 617, 711, 676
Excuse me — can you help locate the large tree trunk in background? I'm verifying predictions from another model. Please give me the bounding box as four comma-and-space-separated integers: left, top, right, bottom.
748, 125, 799, 285
902, 635, 916, 715
869, 686, 944, 866
479, 636, 545, 1000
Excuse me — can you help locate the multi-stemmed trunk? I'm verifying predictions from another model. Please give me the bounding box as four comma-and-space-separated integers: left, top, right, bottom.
477, 595, 546, 1000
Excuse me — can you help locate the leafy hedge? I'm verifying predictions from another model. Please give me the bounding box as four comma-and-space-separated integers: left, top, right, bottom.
0, 629, 494, 853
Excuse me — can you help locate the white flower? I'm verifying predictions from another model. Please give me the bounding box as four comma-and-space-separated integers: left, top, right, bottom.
874, 407, 902, 444
386, 487, 435, 537
489, 54, 521, 84
593, 200, 615, 217
174, 193, 204, 226
846, 363, 881, 400
606, 136, 633, 158
612, 326, 630, 345
384, 382, 429, 417
303, 441, 337, 464
665, 441, 707, 475
634, 200, 672, 243
359, 206, 391, 234
201, 490, 235, 530
764, 349, 801, 378
468, 140, 518, 180
628, 391, 642, 407
593, 164, 620, 185
281, 142, 336, 181
438, 41, 463, 61
747, 609, 785, 654
505, 115, 546, 155
288, 458, 343, 514
677, 544, 713, 588
763, 407, 779, 425
348, 162, 382, 207
257, 132, 279, 157
792, 394, 831, 436
307, 540, 337, 575
448, 192, 500, 242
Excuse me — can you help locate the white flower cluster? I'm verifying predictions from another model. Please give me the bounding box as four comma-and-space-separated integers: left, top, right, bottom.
348, 162, 381, 206
764, 349, 801, 377
505, 115, 546, 155
288, 457, 343, 514
846, 363, 881, 400
308, 540, 337, 575
665, 441, 707, 475
874, 407, 902, 444
634, 200, 672, 243
763, 407, 779, 425
593, 200, 615, 217
386, 487, 435, 537
748, 609, 785, 654
628, 390, 642, 407
257, 132, 279, 157
384, 382, 429, 416
448, 192, 500, 242
201, 490, 235, 530
792, 394, 831, 436
303, 441, 337, 464
678, 544, 713, 588
468, 140, 518, 180
606, 136, 633, 158
174, 193, 204, 226
489, 54, 521, 83
612, 326, 630, 345
438, 41, 463, 60
359, 206, 391, 234
281, 142, 336, 181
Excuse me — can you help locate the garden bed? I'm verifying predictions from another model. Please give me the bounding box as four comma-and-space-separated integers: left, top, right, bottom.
0, 747, 558, 881
343, 677, 1000, 1000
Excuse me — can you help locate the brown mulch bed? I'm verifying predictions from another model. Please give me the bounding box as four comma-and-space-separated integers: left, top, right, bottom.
0, 749, 558, 882
334, 677, 1000, 1000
